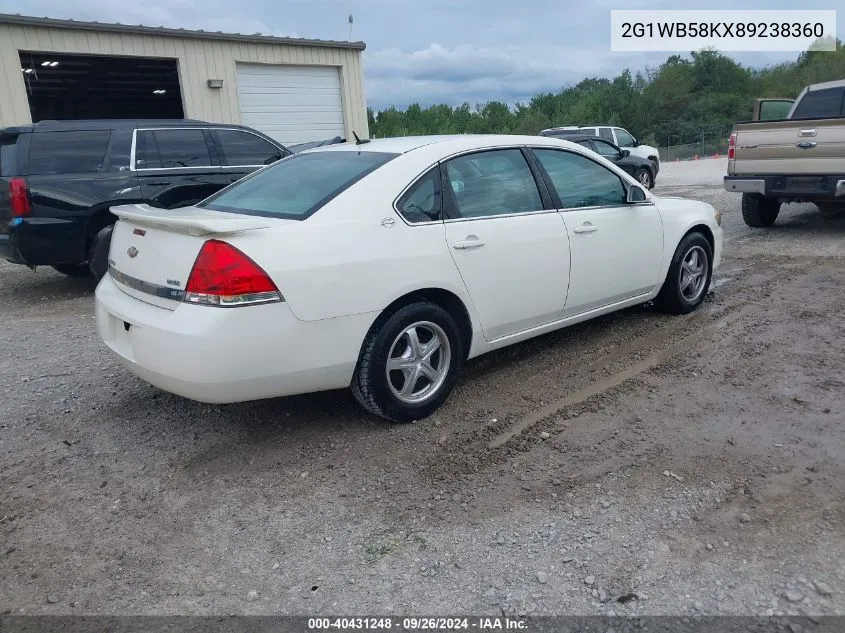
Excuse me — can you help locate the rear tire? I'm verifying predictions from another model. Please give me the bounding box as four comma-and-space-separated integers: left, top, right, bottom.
654, 232, 713, 315
742, 193, 780, 227
351, 301, 464, 422
88, 225, 113, 281
634, 167, 654, 189
52, 263, 91, 277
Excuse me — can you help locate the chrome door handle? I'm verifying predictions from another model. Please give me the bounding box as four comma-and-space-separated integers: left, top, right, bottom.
799, 129, 817, 137
573, 224, 597, 234
452, 236, 485, 249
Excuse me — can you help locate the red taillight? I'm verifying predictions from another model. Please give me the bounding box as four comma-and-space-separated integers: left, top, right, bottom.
184, 239, 282, 307
728, 132, 736, 160
9, 177, 31, 217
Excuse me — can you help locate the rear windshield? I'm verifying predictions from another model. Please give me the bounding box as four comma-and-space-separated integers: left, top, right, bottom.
790, 87, 845, 119
199, 150, 399, 220
0, 137, 18, 176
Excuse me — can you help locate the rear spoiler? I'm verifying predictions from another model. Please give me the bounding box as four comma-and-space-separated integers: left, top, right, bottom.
111, 204, 275, 236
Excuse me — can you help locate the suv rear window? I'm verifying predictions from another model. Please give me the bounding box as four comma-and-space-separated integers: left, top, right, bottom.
28, 130, 111, 176
0, 138, 18, 176
200, 151, 398, 220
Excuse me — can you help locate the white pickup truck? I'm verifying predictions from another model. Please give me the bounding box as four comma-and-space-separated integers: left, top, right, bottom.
724, 78, 845, 227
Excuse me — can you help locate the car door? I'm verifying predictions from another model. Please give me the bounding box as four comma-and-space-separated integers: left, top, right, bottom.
441, 147, 570, 341
209, 128, 286, 184
531, 147, 663, 317
134, 127, 229, 209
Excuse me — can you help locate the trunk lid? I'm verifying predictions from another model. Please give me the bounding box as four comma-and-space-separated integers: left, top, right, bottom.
731, 117, 845, 175
108, 204, 283, 310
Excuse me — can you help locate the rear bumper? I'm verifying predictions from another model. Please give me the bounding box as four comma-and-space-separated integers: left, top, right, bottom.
95, 274, 377, 403
2, 217, 87, 266
724, 175, 845, 199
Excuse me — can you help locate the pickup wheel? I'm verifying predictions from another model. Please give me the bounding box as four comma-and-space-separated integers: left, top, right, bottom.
742, 193, 780, 227
88, 225, 114, 282
52, 263, 91, 278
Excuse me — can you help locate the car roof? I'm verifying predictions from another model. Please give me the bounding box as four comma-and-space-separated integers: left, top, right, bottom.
308, 134, 584, 155
4, 119, 273, 134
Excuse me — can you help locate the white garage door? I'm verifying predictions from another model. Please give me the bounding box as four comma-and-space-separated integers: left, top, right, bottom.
235, 63, 345, 146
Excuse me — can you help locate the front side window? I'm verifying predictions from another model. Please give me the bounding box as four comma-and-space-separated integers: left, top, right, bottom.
214, 129, 284, 166
200, 150, 398, 220
397, 168, 441, 223
444, 149, 542, 219
533, 148, 626, 209
791, 88, 845, 119
591, 139, 621, 158
28, 130, 111, 176
136, 129, 212, 169
614, 128, 635, 147
598, 127, 614, 141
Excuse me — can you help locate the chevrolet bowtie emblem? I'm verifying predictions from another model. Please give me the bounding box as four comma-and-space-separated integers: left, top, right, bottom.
127, 246, 139, 258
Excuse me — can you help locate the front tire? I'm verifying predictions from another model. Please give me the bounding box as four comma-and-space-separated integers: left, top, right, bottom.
655, 232, 713, 315
52, 263, 91, 277
351, 301, 464, 422
88, 225, 113, 281
742, 193, 780, 227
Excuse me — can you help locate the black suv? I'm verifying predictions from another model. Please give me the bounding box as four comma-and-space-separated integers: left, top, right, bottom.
0, 119, 289, 280
561, 134, 657, 189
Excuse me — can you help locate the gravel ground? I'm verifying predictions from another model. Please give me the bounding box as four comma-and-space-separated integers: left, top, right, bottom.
0, 158, 843, 617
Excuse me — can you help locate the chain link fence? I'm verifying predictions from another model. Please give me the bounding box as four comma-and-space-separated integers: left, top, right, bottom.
662, 137, 731, 162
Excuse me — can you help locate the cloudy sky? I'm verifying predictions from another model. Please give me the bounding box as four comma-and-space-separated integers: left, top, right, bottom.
1, 0, 841, 109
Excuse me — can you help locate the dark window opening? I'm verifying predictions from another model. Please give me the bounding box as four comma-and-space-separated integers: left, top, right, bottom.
136, 129, 212, 169
213, 129, 284, 167
18, 51, 184, 123
28, 130, 111, 175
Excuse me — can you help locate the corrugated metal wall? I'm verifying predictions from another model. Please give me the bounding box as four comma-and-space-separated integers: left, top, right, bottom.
0, 23, 368, 137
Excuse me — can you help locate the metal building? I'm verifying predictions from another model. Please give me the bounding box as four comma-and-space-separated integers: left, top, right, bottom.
0, 14, 369, 144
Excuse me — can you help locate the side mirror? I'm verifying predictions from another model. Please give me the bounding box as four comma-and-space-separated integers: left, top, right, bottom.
621, 149, 630, 157
627, 185, 647, 203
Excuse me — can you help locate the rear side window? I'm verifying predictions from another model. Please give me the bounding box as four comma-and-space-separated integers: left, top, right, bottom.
791, 88, 845, 119
200, 151, 398, 219
598, 127, 614, 141
214, 129, 284, 166
28, 130, 110, 176
397, 168, 441, 223
135, 129, 212, 169
0, 138, 18, 176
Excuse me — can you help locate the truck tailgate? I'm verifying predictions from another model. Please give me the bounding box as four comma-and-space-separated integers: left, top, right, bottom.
730, 117, 845, 175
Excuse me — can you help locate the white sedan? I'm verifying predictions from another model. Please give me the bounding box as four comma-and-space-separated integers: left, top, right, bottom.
95, 134, 722, 421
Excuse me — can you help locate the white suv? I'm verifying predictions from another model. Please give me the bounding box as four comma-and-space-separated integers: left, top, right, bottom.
540, 125, 661, 173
